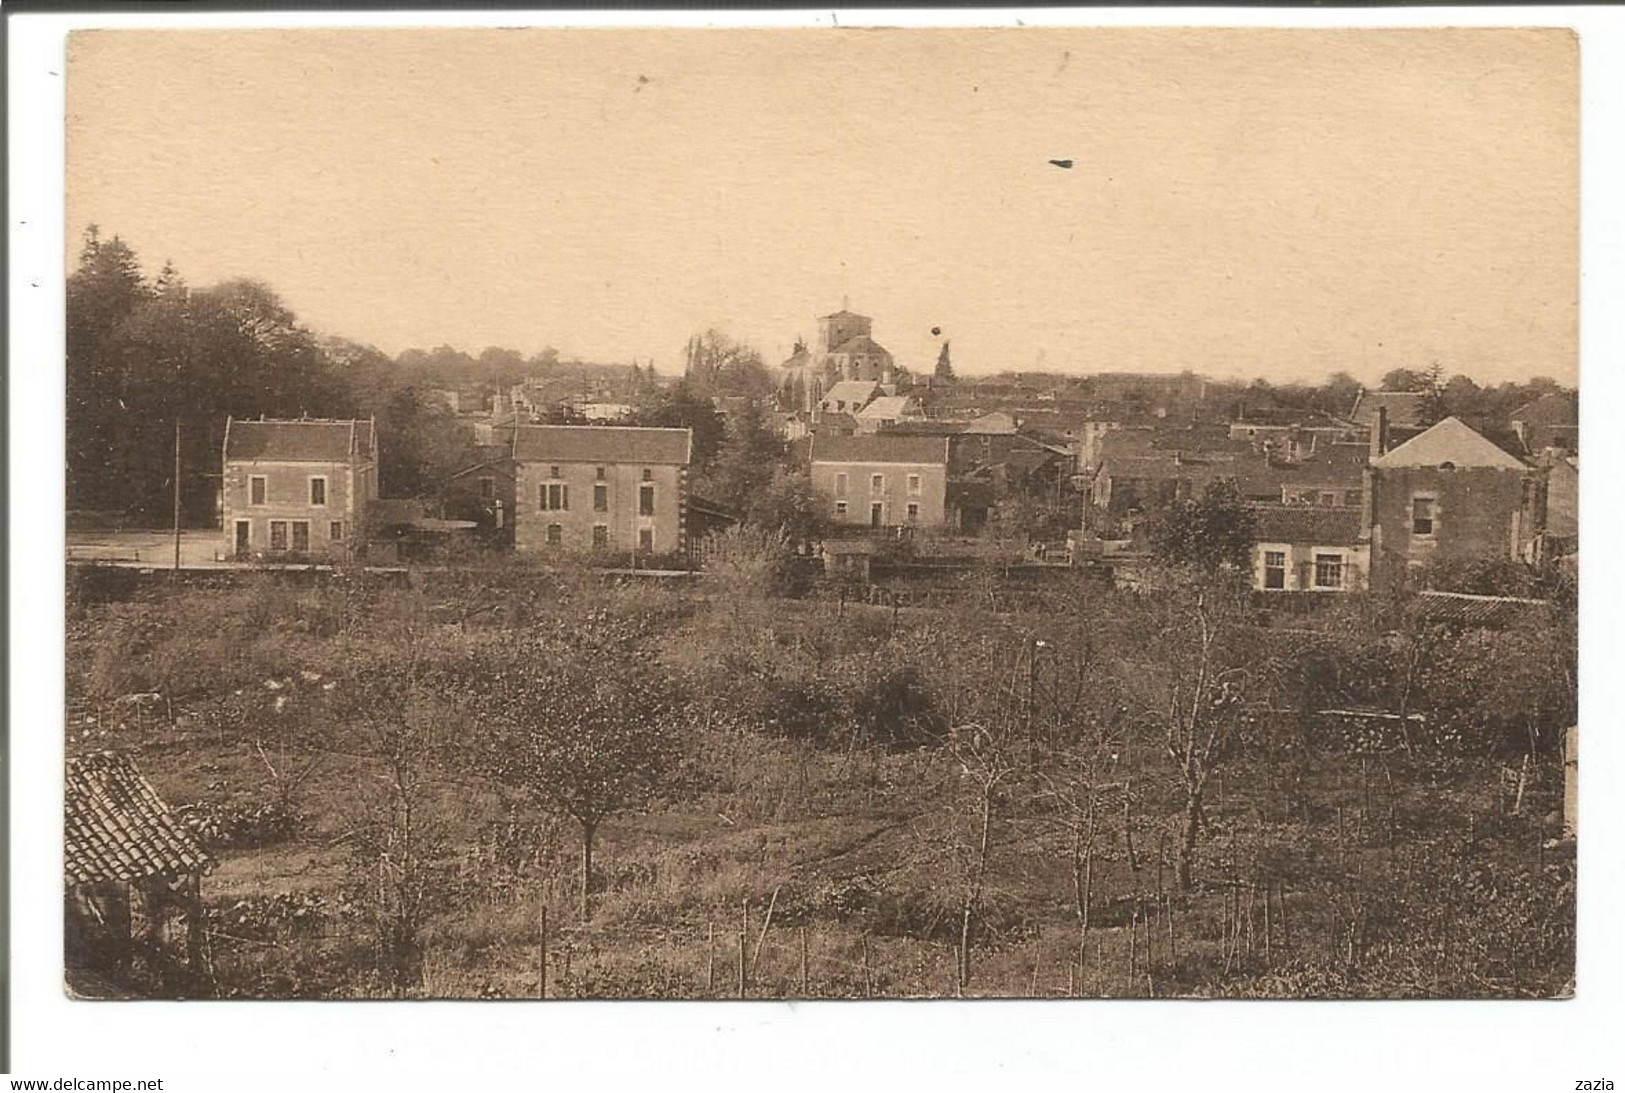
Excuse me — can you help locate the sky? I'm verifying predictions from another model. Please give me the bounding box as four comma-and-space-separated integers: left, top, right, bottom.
66, 27, 1578, 385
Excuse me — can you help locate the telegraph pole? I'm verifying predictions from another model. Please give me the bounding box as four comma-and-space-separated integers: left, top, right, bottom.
173, 418, 182, 572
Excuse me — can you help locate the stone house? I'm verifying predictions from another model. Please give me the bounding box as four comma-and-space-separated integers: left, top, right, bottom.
810, 434, 951, 531
508, 425, 692, 557
1364, 415, 1545, 590
1250, 505, 1370, 593
220, 417, 377, 559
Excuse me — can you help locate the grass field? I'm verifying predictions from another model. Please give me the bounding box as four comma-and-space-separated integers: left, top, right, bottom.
65, 570, 1575, 1000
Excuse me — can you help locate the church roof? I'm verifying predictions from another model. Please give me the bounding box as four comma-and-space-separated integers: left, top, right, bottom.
1370, 417, 1529, 471
830, 334, 892, 359
820, 309, 869, 322
1349, 390, 1428, 429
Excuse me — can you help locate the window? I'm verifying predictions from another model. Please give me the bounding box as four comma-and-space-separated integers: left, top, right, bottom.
1412, 496, 1436, 537
1263, 550, 1287, 590
540, 483, 569, 511
1314, 553, 1344, 590
871, 473, 884, 494
908, 474, 922, 495
639, 528, 654, 552
834, 473, 848, 498
250, 475, 267, 506
1344, 489, 1361, 507
292, 521, 310, 552
269, 520, 289, 551
593, 483, 609, 512
1319, 492, 1336, 507
478, 477, 495, 501
639, 483, 655, 516
550, 465, 561, 478
329, 520, 343, 541
593, 525, 609, 548
642, 468, 653, 482
546, 523, 563, 546
596, 466, 607, 480
835, 500, 848, 517
310, 477, 327, 506
906, 502, 920, 523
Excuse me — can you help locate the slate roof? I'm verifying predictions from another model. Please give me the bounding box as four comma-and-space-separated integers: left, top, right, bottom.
65, 752, 214, 887
509, 425, 691, 465
1251, 504, 1365, 546
1349, 390, 1428, 429
829, 334, 892, 359
856, 395, 917, 420
821, 380, 882, 410
812, 434, 951, 465
1371, 417, 1529, 471
1510, 392, 1578, 427
1414, 590, 1551, 628
224, 418, 374, 462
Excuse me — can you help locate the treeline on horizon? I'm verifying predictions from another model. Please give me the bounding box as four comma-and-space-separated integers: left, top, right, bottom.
66, 229, 1575, 525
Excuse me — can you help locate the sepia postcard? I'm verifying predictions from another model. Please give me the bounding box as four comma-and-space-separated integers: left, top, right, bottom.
59, 25, 1578, 1004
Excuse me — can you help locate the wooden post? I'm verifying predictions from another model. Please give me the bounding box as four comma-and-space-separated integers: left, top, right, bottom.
737, 900, 748, 999
706, 921, 715, 993
1164, 894, 1176, 970
1067, 960, 1076, 998
1512, 753, 1530, 816
562, 947, 571, 988
1127, 903, 1138, 990
538, 903, 548, 999
1263, 883, 1272, 968
862, 937, 873, 999
799, 926, 809, 996
1278, 882, 1291, 950
751, 887, 779, 975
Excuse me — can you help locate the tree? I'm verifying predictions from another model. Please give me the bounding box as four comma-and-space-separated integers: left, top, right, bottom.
935, 341, 955, 382
480, 634, 684, 916
744, 470, 829, 546
1145, 480, 1256, 574
630, 380, 726, 471
1380, 368, 1428, 392
1418, 362, 1449, 426
1146, 578, 1268, 890
702, 402, 786, 516
682, 330, 772, 396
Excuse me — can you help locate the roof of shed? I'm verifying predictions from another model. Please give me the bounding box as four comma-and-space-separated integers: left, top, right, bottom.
510, 425, 691, 465
65, 752, 214, 887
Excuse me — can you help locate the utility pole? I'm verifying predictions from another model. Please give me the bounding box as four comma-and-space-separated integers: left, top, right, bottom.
173, 418, 182, 572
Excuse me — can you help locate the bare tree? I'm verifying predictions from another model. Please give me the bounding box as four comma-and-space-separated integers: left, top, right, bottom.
480, 634, 684, 917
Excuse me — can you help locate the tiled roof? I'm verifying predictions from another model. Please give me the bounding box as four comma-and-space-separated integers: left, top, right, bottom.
510, 425, 691, 465
1251, 504, 1364, 546
1414, 590, 1551, 628
224, 418, 374, 462
65, 752, 214, 887
1371, 417, 1528, 471
1349, 390, 1428, 429
812, 434, 950, 465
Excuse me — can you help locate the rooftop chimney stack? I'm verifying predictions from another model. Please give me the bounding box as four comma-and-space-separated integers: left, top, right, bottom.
1369, 406, 1390, 460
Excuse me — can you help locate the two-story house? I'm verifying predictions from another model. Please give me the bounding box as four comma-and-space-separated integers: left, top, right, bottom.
1364, 415, 1545, 590
810, 434, 951, 530
221, 417, 378, 559
508, 425, 692, 556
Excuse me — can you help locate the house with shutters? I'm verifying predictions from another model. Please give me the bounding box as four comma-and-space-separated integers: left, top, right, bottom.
505, 425, 692, 557
1249, 505, 1370, 594
220, 417, 378, 559
810, 434, 951, 530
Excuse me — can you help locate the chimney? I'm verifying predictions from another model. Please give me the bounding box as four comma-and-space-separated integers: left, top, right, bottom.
1369, 406, 1389, 460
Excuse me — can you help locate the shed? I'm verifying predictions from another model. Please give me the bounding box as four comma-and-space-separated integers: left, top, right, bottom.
65, 751, 215, 995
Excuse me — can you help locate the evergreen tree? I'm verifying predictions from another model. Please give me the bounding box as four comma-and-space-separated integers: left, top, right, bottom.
935, 340, 955, 381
